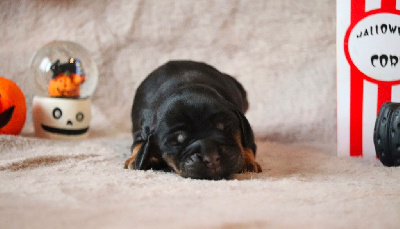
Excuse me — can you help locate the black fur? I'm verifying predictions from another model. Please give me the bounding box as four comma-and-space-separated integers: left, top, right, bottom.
128, 60, 256, 179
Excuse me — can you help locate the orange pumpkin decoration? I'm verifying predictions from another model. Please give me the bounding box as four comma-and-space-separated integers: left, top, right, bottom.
48, 73, 85, 98
48, 58, 86, 98
0, 77, 27, 135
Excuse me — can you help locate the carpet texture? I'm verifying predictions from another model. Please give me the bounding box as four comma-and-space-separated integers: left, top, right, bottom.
1, 134, 399, 229
1, 0, 400, 228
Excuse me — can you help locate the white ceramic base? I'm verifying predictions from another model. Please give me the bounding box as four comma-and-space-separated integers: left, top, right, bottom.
33, 96, 91, 139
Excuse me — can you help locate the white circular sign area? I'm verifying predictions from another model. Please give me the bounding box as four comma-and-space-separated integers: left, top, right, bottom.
348, 13, 400, 82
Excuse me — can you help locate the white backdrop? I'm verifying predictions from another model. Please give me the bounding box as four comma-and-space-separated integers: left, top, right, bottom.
0, 0, 336, 144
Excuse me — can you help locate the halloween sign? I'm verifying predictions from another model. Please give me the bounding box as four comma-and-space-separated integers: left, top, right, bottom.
337, 0, 400, 158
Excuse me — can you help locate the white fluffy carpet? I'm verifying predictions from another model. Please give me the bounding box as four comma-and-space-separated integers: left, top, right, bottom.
1, 133, 399, 229
1, 0, 400, 228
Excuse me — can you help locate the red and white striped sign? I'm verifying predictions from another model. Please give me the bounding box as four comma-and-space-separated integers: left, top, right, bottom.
337, 0, 400, 158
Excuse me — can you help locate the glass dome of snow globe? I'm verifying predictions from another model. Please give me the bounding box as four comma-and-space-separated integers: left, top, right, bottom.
30, 41, 98, 139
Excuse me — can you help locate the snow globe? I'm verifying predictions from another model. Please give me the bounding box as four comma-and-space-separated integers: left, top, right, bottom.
31, 41, 98, 139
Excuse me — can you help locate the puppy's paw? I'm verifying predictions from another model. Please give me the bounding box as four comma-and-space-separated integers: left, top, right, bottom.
124, 143, 143, 169
242, 161, 262, 173
240, 147, 262, 173
124, 157, 135, 170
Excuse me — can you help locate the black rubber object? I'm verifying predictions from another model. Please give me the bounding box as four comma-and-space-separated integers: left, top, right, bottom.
373, 102, 400, 166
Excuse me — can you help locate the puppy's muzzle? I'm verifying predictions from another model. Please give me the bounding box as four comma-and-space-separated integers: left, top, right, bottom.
201, 153, 221, 169
185, 139, 222, 172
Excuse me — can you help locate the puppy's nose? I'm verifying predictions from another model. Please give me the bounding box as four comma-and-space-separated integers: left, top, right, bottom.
201, 154, 221, 169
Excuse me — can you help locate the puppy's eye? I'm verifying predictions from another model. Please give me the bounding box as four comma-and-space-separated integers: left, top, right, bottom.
175, 131, 187, 144
216, 123, 225, 130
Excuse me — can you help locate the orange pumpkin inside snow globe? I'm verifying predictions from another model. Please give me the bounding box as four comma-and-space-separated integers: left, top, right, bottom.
48, 58, 86, 98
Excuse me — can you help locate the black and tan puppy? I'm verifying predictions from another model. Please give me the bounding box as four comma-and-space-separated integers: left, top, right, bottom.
124, 60, 261, 180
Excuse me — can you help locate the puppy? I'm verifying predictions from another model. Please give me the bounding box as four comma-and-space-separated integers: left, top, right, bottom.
124, 60, 261, 180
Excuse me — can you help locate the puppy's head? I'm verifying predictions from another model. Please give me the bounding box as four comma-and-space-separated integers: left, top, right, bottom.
135, 86, 256, 180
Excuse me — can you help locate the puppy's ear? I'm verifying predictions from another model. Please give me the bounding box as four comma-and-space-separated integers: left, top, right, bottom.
133, 134, 165, 170
235, 110, 257, 154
